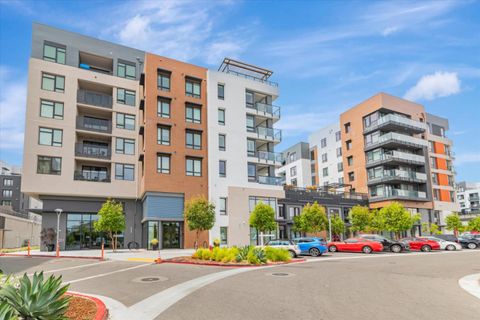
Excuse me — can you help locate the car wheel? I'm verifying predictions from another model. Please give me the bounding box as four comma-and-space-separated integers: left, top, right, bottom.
421, 245, 432, 252
362, 246, 373, 254
467, 242, 477, 250
391, 244, 402, 253
328, 245, 337, 252
446, 244, 456, 251
289, 250, 297, 258
309, 247, 321, 257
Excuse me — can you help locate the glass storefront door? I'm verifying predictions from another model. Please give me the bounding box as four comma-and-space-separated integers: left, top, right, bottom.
162, 221, 181, 249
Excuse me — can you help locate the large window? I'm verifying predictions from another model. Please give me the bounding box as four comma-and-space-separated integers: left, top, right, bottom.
115, 163, 134, 181
41, 73, 64, 93
219, 134, 226, 151
323, 167, 328, 177
157, 126, 171, 145
157, 154, 170, 174
186, 130, 202, 150
117, 88, 136, 106
322, 153, 328, 163
66, 213, 122, 250
337, 162, 343, 172
321, 138, 327, 148
335, 131, 341, 141
2, 190, 12, 198
117, 61, 136, 79
347, 156, 353, 166
220, 227, 228, 245
39, 127, 62, 146
40, 100, 63, 119
219, 160, 226, 177
218, 108, 225, 125
336, 147, 342, 157
37, 156, 61, 175
247, 139, 256, 156
217, 83, 225, 99
185, 78, 201, 98
157, 70, 171, 91
290, 166, 297, 177
185, 104, 201, 123
158, 98, 170, 118
43, 42, 66, 64
246, 115, 255, 132
248, 163, 256, 181
116, 113, 135, 130
116, 138, 135, 155
186, 158, 202, 176
346, 140, 352, 150
348, 171, 355, 181
219, 197, 227, 215
3, 179, 13, 187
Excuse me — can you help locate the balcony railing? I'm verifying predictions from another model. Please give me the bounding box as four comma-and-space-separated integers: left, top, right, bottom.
76, 117, 112, 133
365, 132, 428, 150
77, 89, 113, 109
368, 170, 427, 184
251, 126, 282, 141
249, 151, 283, 163
364, 114, 426, 133
223, 69, 278, 87
257, 175, 283, 185
247, 102, 281, 118
366, 150, 425, 166
74, 171, 110, 183
75, 143, 111, 160
371, 189, 427, 200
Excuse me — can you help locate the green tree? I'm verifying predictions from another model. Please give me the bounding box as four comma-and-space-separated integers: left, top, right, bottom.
330, 214, 345, 239
368, 209, 385, 234
348, 205, 371, 234
467, 216, 480, 232
380, 202, 420, 239
94, 199, 125, 251
293, 202, 328, 237
184, 196, 216, 247
249, 202, 277, 245
445, 213, 464, 236
430, 223, 441, 235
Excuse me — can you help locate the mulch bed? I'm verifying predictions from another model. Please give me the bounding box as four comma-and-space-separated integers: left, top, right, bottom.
161, 256, 306, 267
64, 296, 97, 320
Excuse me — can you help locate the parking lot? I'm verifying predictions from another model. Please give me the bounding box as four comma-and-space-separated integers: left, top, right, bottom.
1, 249, 479, 320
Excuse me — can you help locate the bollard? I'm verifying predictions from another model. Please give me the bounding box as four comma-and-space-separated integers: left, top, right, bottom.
101, 240, 105, 260
27, 240, 31, 257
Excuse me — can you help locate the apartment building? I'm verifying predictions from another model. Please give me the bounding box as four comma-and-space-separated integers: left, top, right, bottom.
277, 142, 311, 187
457, 182, 480, 213
207, 59, 284, 246
0, 164, 27, 213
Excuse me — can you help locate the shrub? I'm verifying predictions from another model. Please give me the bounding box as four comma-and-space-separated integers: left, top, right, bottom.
201, 249, 212, 260
235, 245, 251, 262
1, 272, 70, 320
265, 247, 291, 262
0, 301, 17, 320
247, 247, 267, 265
222, 247, 239, 263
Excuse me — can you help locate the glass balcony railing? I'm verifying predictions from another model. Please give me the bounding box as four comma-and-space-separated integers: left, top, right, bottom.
366, 132, 428, 149
369, 170, 427, 183
372, 189, 427, 199
76, 117, 112, 133
256, 151, 283, 163
365, 114, 427, 132
75, 143, 111, 160
367, 151, 425, 165
74, 170, 110, 183
77, 89, 113, 109
253, 126, 282, 141
248, 102, 281, 118
257, 175, 283, 185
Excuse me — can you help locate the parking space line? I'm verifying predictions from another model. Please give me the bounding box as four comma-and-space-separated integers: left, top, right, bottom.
65, 263, 152, 284
26, 260, 114, 276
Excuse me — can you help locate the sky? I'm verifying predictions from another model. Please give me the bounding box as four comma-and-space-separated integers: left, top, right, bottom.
0, 0, 479, 181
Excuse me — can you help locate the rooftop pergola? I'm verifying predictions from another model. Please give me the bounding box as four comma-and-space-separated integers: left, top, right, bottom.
218, 58, 273, 80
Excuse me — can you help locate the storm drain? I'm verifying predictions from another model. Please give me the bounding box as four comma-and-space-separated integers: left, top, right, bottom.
267, 272, 295, 278
133, 276, 168, 283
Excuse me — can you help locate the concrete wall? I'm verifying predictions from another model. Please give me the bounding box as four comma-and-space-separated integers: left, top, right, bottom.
0, 213, 41, 248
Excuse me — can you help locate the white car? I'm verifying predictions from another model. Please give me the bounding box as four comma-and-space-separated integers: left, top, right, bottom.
423, 236, 462, 251
264, 239, 301, 258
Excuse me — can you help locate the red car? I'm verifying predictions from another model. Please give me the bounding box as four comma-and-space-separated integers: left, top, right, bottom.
400, 237, 440, 252
328, 238, 383, 254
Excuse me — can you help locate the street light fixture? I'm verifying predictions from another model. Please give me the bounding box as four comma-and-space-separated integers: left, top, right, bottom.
54, 208, 62, 257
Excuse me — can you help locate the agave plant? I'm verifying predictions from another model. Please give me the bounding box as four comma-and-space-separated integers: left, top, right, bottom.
252, 247, 267, 264
235, 245, 251, 262
1, 272, 70, 320
0, 301, 18, 320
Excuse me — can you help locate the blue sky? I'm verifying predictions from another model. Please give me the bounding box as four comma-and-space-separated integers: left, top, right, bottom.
0, 0, 479, 181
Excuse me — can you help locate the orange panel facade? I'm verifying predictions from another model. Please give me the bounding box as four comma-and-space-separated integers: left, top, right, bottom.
433, 142, 445, 155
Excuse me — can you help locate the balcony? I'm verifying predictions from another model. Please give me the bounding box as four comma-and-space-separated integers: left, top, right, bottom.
248, 126, 282, 142
77, 89, 113, 109
78, 51, 113, 75
248, 151, 283, 164
74, 170, 110, 183
366, 150, 425, 168
370, 189, 428, 202
247, 102, 281, 119
367, 170, 428, 185
75, 143, 111, 160
257, 175, 283, 186
76, 117, 112, 134
364, 113, 427, 134
364, 132, 428, 151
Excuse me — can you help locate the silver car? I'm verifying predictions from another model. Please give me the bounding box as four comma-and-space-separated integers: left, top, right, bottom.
422, 236, 462, 251
265, 239, 301, 258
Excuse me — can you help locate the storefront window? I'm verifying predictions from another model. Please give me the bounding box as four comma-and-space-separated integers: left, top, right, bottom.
66, 213, 123, 250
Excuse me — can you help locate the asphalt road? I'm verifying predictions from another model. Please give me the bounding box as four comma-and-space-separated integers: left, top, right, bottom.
1, 250, 479, 320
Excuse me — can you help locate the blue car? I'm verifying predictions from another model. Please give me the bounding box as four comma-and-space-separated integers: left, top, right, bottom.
293, 237, 328, 257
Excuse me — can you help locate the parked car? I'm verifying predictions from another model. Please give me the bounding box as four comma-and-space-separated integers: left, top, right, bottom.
328, 238, 383, 254
264, 239, 301, 258
293, 237, 328, 257
435, 234, 459, 243
399, 237, 440, 252
421, 236, 462, 251
358, 234, 410, 253
458, 235, 480, 249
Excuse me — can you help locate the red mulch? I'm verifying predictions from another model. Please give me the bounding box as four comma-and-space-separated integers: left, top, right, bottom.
64, 296, 97, 320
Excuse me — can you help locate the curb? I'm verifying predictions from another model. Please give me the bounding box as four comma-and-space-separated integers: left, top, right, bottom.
66, 292, 109, 320
158, 258, 307, 267
458, 273, 480, 300
0, 253, 103, 260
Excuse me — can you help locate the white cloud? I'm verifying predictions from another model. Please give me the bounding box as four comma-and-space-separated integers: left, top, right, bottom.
455, 153, 480, 165
403, 71, 461, 101
382, 26, 400, 36
276, 111, 339, 138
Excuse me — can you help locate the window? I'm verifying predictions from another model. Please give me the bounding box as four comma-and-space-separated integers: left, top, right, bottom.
322, 153, 328, 163
337, 162, 343, 172
185, 78, 201, 98
219, 197, 227, 215
1, 200, 11, 206
346, 140, 352, 150
338, 177, 344, 184
157, 70, 171, 91
449, 191, 455, 202
37, 156, 61, 175
289, 152, 297, 162
157, 98, 170, 118
218, 108, 225, 125
186, 130, 202, 149
323, 167, 328, 177
433, 189, 440, 201
348, 171, 355, 181
3, 179, 13, 187
41, 73, 64, 93
430, 157, 437, 169
248, 163, 256, 181
335, 131, 341, 141
2, 190, 12, 198
246, 91, 254, 108
43, 42, 66, 64
220, 227, 228, 245
116, 113, 135, 130
157, 154, 170, 174
448, 175, 454, 187
116, 138, 135, 155
432, 173, 438, 185
290, 166, 297, 177
117, 88, 136, 106
247, 139, 256, 156
40, 100, 63, 119
219, 160, 226, 177
321, 138, 327, 148
344, 122, 351, 133
115, 163, 134, 181
39, 127, 62, 146
117, 61, 136, 80
428, 141, 435, 153
157, 126, 171, 145
347, 156, 353, 166
186, 104, 201, 123
336, 147, 342, 157
186, 158, 202, 176
218, 83, 224, 99
311, 177, 316, 185
291, 178, 297, 186
219, 134, 226, 151
246, 115, 255, 132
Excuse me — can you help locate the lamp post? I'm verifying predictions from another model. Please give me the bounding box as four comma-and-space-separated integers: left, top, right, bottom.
54, 208, 62, 257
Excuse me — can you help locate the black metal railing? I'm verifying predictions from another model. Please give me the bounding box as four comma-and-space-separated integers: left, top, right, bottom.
76, 117, 112, 133
74, 170, 110, 182
75, 143, 111, 160
77, 89, 113, 108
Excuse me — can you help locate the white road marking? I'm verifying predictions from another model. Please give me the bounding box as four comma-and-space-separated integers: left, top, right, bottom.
65, 263, 151, 284
26, 260, 114, 276
458, 273, 480, 300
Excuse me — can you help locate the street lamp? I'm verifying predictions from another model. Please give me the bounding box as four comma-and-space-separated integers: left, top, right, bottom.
54, 208, 62, 257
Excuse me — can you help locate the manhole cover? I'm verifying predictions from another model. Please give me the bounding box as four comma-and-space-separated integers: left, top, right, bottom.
132, 276, 168, 283
267, 272, 295, 277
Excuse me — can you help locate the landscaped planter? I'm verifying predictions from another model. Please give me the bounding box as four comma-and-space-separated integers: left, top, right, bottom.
65, 292, 108, 320
160, 256, 306, 267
